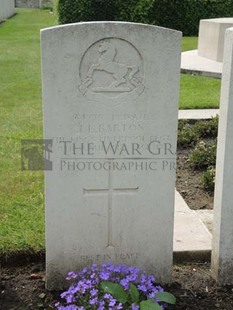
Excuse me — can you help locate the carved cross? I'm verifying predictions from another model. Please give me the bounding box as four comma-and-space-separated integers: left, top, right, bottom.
84, 169, 139, 248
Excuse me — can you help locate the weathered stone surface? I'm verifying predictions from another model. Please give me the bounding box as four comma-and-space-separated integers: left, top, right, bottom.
211, 27, 233, 285
41, 22, 181, 290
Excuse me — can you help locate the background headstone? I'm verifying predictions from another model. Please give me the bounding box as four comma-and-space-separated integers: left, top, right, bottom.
211, 27, 233, 285
198, 18, 233, 62
0, 0, 15, 22
41, 22, 181, 290
15, 0, 52, 9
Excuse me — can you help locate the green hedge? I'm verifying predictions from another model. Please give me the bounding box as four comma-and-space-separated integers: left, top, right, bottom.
56, 0, 117, 24
56, 0, 154, 24
117, 0, 155, 24
56, 0, 233, 36
151, 0, 233, 35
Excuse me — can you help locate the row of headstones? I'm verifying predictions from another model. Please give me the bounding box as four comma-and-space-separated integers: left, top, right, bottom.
41, 21, 233, 289
15, 0, 52, 9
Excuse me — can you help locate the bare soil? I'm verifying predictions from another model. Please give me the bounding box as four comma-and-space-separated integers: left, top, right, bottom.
1, 261, 233, 310
176, 148, 214, 210
0, 143, 226, 310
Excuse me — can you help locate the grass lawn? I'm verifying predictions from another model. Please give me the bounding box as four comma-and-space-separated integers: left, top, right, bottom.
180, 75, 220, 109
182, 36, 198, 51
180, 36, 220, 109
0, 9, 56, 257
0, 9, 220, 257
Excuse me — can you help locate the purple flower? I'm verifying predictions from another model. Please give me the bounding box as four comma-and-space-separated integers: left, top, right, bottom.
109, 298, 117, 306
100, 269, 110, 280
148, 292, 156, 298
120, 278, 129, 290
79, 267, 88, 277
60, 290, 74, 304
103, 293, 112, 300
97, 300, 105, 310
66, 271, 78, 281
89, 297, 98, 305
57, 305, 78, 310
55, 263, 172, 310
137, 284, 147, 292
140, 273, 147, 283
113, 264, 125, 273
148, 274, 156, 282
91, 263, 98, 270
90, 288, 98, 296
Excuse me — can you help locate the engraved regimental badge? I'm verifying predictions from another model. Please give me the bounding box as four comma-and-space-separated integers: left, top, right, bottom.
79, 38, 144, 105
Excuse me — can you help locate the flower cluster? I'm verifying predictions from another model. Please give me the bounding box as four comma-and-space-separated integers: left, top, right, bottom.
55, 262, 175, 310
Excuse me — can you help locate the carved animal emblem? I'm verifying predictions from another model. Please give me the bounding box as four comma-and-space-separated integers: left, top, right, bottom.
86, 41, 139, 89
78, 38, 145, 103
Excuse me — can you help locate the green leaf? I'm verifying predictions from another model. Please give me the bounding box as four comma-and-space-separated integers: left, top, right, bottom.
129, 283, 139, 303
155, 292, 176, 305
140, 299, 162, 310
100, 281, 128, 304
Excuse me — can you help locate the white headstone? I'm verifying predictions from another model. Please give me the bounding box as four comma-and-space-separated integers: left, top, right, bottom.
211, 27, 233, 284
0, 0, 15, 21
198, 18, 233, 62
41, 22, 181, 290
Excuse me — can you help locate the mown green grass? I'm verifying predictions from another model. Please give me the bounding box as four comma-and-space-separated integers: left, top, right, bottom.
0, 9, 56, 257
180, 35, 221, 109
180, 75, 220, 109
182, 36, 198, 51
0, 9, 220, 257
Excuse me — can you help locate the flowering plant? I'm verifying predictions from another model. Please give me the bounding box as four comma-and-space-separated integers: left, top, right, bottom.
55, 262, 176, 310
